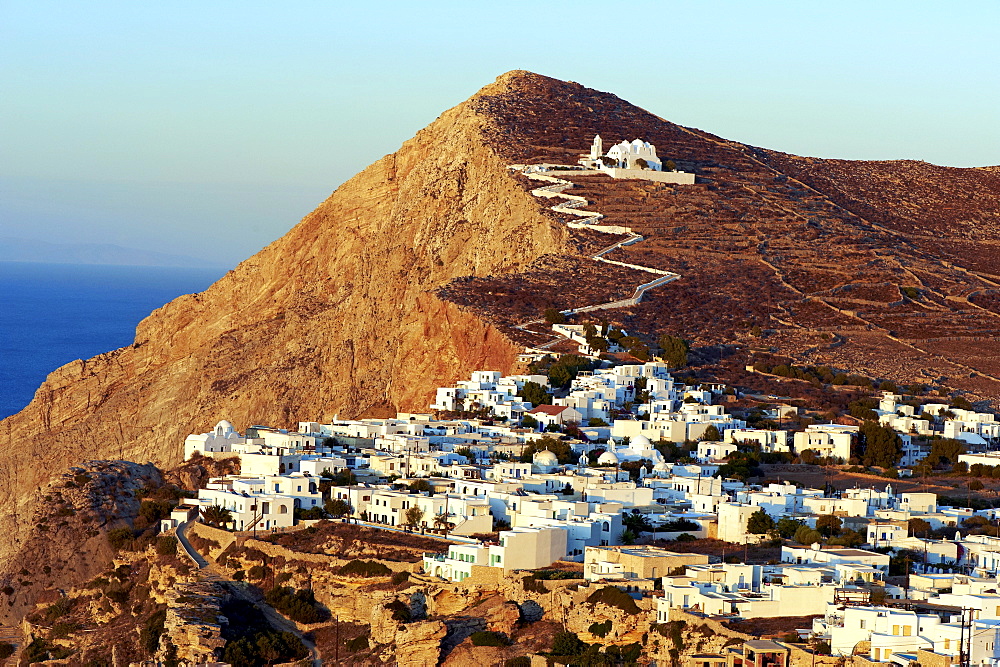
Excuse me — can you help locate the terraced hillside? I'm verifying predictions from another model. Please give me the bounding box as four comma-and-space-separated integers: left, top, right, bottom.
440, 72, 1000, 399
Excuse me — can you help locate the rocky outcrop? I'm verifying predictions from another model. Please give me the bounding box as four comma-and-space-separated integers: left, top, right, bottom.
0, 460, 163, 624
0, 71, 567, 591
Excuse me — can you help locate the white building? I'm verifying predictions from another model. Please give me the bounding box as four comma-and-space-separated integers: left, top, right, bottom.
792, 424, 856, 462
184, 420, 245, 459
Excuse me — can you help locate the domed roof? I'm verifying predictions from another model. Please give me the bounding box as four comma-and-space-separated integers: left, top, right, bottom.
597, 451, 619, 466
631, 435, 652, 449
533, 449, 558, 466
653, 461, 670, 472
216, 420, 234, 430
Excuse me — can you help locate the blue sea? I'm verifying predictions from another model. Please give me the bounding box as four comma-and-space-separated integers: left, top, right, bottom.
0, 262, 227, 420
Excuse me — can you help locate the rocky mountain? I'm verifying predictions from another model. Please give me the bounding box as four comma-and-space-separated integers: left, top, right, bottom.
2, 70, 999, 593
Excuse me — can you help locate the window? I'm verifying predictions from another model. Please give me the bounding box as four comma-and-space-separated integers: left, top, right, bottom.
892, 624, 899, 635
860, 620, 866, 629
944, 640, 950, 650
903, 626, 911, 636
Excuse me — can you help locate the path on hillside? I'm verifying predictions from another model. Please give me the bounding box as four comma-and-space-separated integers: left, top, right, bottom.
176, 521, 321, 666
509, 165, 681, 352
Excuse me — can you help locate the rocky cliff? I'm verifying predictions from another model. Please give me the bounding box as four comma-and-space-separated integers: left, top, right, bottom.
0, 72, 569, 574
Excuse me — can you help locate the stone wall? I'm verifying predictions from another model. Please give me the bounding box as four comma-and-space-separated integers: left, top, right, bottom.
189, 522, 237, 559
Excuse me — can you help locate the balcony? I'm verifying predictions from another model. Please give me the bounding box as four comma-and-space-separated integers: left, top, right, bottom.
424, 553, 447, 562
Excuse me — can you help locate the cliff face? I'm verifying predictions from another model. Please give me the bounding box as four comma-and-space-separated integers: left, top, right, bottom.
0, 71, 567, 570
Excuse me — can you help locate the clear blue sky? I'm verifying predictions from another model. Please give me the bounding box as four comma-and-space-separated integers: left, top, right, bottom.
2, 1, 997, 266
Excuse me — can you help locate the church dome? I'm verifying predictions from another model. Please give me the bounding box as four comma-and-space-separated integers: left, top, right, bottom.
215, 420, 235, 436
653, 461, 670, 472
533, 449, 558, 466
631, 435, 652, 449
597, 451, 619, 466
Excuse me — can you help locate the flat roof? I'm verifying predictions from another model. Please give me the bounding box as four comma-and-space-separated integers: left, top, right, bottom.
744, 640, 787, 651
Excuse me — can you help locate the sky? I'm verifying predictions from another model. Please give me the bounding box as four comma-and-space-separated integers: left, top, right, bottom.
2, 1, 998, 267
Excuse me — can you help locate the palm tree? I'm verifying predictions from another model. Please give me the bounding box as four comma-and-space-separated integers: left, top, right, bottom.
433, 512, 453, 532
201, 504, 233, 529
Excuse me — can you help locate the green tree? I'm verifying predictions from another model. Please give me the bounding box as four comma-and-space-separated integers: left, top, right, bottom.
776, 517, 805, 539
520, 436, 576, 464
746, 508, 775, 534
404, 506, 424, 530
588, 417, 609, 427
408, 479, 432, 494
324, 498, 353, 519
794, 525, 822, 545
201, 504, 233, 529
622, 510, 652, 535
543, 308, 566, 324
658, 334, 690, 368
519, 381, 552, 407
908, 517, 932, 537
701, 425, 721, 441
551, 631, 585, 656
815, 515, 842, 537
860, 421, 903, 468
521, 415, 539, 429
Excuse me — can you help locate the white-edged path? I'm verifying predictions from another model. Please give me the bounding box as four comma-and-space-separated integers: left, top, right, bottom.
509, 164, 680, 350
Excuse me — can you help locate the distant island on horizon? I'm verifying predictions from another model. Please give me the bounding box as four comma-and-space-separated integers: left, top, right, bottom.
0, 236, 229, 269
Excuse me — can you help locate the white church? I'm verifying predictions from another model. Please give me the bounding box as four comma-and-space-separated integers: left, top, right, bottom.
580, 135, 695, 185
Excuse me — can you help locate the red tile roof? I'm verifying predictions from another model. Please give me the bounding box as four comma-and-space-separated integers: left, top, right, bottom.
528, 404, 569, 415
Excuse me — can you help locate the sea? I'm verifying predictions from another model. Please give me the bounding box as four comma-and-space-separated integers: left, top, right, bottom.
0, 261, 227, 420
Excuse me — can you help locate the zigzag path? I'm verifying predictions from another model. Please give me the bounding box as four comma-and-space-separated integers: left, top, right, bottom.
508, 164, 680, 352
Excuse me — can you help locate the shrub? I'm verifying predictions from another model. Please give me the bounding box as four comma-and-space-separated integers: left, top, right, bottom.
586, 586, 640, 615
140, 608, 166, 654
391, 570, 411, 586
107, 527, 135, 550
156, 535, 178, 556
676, 533, 697, 542
232, 569, 245, 581
345, 635, 369, 652
43, 596, 73, 623
550, 630, 585, 656
589, 619, 613, 638
385, 599, 411, 623
471, 630, 509, 647
264, 586, 327, 624
543, 308, 566, 324
338, 560, 392, 577
0, 643, 13, 660
247, 564, 270, 581
49, 622, 78, 639
505, 658, 531, 667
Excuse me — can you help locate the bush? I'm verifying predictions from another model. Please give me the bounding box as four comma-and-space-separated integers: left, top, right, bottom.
589, 619, 613, 638
550, 630, 585, 656
43, 596, 73, 623
471, 630, 509, 647
391, 570, 411, 586
141, 609, 167, 655
264, 586, 328, 624
345, 635, 369, 652
337, 560, 392, 577
247, 565, 270, 581
107, 527, 135, 551
505, 658, 531, 667
385, 599, 411, 622
0, 643, 13, 660
585, 586, 640, 615
156, 535, 178, 556
675, 533, 697, 542
49, 622, 78, 639
543, 308, 566, 324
